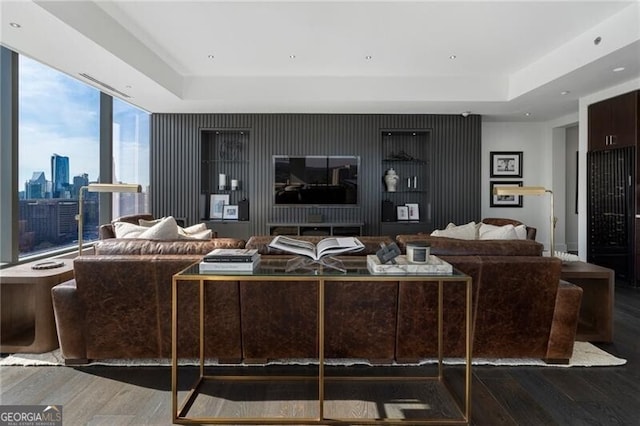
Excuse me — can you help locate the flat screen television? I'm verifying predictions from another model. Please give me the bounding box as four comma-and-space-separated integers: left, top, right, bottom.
273, 155, 359, 206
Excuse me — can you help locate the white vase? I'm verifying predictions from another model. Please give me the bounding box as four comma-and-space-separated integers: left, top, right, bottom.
384, 168, 399, 192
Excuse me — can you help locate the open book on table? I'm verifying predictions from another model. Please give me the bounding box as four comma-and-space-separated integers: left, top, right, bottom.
269, 235, 365, 260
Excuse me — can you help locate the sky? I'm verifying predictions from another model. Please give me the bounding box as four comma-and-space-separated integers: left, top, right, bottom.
18, 56, 150, 190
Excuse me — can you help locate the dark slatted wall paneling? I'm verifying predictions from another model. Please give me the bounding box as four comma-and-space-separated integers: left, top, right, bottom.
150, 113, 481, 235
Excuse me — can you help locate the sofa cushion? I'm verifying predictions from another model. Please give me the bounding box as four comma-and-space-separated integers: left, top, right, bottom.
430, 221, 478, 240
479, 223, 526, 240
114, 216, 180, 240
396, 234, 543, 256
93, 238, 245, 255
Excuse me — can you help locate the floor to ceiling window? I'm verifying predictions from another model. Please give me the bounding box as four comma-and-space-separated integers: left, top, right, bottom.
15, 54, 150, 259
112, 98, 150, 218
18, 56, 100, 256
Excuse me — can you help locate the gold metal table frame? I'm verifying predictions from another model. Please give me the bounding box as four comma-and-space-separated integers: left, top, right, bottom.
171, 260, 472, 425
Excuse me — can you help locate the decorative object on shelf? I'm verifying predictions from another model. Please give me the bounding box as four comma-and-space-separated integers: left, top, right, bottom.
218, 173, 227, 190
406, 203, 420, 220
231, 179, 239, 190
375, 241, 401, 265
210, 194, 229, 219
386, 150, 416, 161
218, 138, 243, 161
490, 151, 523, 178
493, 185, 556, 257
222, 205, 239, 220
489, 181, 523, 207
384, 168, 400, 192
238, 199, 249, 221
77, 183, 142, 255
396, 205, 409, 220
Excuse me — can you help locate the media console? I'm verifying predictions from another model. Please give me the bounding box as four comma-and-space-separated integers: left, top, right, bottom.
267, 222, 364, 237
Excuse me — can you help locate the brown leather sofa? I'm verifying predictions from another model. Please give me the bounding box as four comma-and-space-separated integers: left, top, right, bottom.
52, 233, 582, 364
51, 238, 245, 363
395, 235, 583, 362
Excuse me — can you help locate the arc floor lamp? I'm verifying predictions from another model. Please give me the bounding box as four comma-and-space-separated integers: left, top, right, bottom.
492, 186, 555, 256
76, 183, 142, 255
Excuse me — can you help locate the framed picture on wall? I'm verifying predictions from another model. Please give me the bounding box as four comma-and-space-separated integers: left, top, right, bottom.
490, 181, 523, 207
210, 194, 230, 219
490, 151, 523, 178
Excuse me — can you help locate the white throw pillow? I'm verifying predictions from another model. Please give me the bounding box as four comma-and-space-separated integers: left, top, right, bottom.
139, 218, 163, 227
479, 223, 518, 240
514, 224, 527, 240
114, 221, 146, 238
138, 216, 180, 240
179, 229, 213, 240
431, 221, 478, 240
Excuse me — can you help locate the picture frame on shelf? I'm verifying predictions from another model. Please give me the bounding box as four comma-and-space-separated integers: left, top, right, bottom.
490, 181, 523, 207
397, 205, 409, 221
210, 194, 230, 219
490, 151, 523, 178
405, 203, 420, 221
223, 204, 239, 220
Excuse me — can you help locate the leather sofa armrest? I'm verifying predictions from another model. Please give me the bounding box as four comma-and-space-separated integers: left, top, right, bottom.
545, 280, 583, 364
51, 279, 88, 363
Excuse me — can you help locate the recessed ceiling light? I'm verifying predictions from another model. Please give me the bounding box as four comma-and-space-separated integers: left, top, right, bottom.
365, 55, 373, 60
560, 91, 570, 96
613, 67, 625, 72
289, 55, 296, 59
449, 55, 457, 60
594, 36, 602, 45
207, 54, 214, 59
9, 22, 21, 28
525, 112, 532, 117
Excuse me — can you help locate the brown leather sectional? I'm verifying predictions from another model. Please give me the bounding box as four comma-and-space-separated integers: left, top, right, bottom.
51, 234, 582, 364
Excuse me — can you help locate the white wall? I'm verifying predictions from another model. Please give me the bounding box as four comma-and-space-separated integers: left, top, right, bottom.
482, 114, 579, 254
481, 121, 556, 252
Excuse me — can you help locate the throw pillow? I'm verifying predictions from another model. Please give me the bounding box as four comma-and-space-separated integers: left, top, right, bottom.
479, 223, 519, 240
179, 229, 213, 240
139, 218, 163, 227
138, 216, 180, 240
114, 221, 146, 238
431, 221, 478, 240
514, 224, 527, 240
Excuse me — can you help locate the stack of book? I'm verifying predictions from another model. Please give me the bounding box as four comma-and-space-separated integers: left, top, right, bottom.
199, 248, 260, 273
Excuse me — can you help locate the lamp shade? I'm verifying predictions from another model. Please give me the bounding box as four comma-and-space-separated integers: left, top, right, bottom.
87, 183, 142, 193
493, 186, 546, 196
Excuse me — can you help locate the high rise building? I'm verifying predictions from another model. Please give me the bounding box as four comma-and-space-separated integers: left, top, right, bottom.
25, 171, 47, 199
51, 153, 69, 198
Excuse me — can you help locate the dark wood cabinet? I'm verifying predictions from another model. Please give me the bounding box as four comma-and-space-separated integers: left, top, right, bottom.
587, 90, 639, 287
588, 91, 638, 151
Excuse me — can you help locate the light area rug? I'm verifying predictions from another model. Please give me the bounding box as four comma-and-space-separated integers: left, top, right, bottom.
0, 342, 626, 368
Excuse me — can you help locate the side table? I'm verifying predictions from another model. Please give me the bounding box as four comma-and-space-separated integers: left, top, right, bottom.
560, 261, 614, 343
0, 258, 74, 353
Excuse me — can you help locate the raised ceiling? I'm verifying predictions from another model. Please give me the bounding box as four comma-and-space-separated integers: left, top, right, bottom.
1, 0, 639, 121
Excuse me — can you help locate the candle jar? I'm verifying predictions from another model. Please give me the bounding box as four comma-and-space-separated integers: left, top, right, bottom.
406, 241, 431, 264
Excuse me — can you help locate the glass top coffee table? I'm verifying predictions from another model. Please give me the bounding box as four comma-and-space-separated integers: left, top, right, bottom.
171, 257, 472, 425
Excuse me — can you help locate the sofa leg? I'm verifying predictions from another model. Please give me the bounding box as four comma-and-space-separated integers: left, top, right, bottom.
64, 358, 90, 366
542, 358, 570, 365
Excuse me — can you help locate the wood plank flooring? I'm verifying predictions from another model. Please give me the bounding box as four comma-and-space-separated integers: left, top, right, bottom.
1, 285, 639, 425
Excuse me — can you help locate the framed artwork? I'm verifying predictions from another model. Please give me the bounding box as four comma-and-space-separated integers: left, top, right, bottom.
405, 203, 420, 221
490, 181, 523, 207
223, 204, 239, 220
397, 205, 409, 221
490, 151, 523, 178
210, 194, 230, 219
